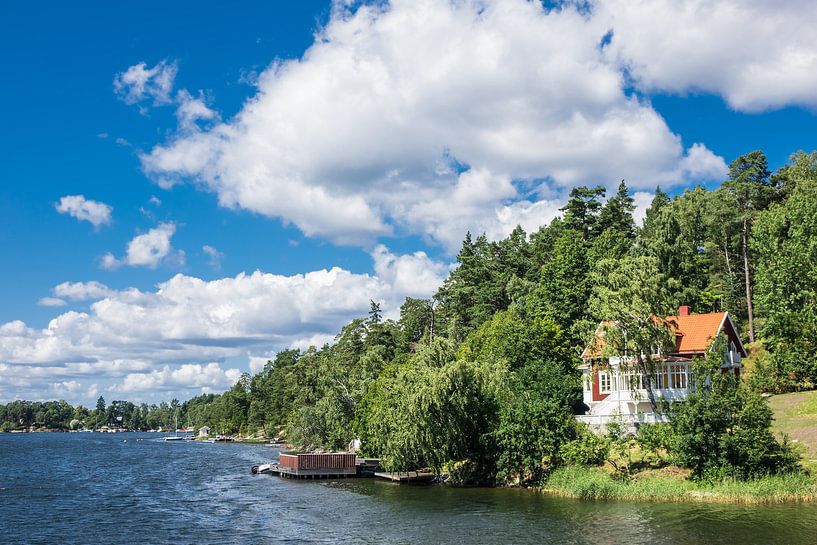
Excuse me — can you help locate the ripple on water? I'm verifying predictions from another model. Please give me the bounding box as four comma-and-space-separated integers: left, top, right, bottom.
1, 433, 817, 545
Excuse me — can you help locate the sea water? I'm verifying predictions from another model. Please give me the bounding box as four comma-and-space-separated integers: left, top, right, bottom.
1, 432, 815, 545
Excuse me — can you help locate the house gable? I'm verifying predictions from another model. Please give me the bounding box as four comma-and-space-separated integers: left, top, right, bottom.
718, 313, 748, 357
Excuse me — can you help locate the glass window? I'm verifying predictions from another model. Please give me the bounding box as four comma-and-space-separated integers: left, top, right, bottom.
653, 367, 666, 389
622, 370, 643, 390
599, 372, 611, 393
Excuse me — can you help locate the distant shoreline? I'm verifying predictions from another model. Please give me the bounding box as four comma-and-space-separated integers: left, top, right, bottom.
0, 429, 285, 445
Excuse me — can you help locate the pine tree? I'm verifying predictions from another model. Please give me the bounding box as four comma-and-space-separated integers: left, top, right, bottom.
598, 180, 636, 240
560, 186, 606, 240
722, 151, 776, 342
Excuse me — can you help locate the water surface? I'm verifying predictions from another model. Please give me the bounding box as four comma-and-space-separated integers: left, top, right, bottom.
1, 433, 815, 544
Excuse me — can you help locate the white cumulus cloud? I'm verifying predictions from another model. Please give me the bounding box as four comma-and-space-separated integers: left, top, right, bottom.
55, 195, 112, 228
114, 60, 178, 105
597, 0, 817, 112
102, 223, 182, 270
54, 281, 116, 301
202, 245, 224, 270
0, 246, 448, 403
140, 0, 730, 251
38, 297, 67, 307
111, 363, 242, 393
175, 89, 219, 131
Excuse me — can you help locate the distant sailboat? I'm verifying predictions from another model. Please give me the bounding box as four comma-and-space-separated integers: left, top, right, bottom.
164, 414, 185, 441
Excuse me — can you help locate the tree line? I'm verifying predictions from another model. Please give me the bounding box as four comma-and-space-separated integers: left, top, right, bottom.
0, 395, 219, 433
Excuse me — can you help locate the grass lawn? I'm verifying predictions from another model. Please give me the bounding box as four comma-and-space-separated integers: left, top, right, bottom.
768, 390, 817, 471
544, 466, 817, 504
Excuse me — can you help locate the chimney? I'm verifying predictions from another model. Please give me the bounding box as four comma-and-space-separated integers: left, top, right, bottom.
678, 305, 691, 316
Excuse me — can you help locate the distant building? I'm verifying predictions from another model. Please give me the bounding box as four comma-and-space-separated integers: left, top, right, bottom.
577, 306, 746, 432
198, 426, 211, 437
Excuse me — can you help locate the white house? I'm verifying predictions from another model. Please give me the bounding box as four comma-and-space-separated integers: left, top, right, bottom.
198, 426, 211, 437
577, 306, 747, 431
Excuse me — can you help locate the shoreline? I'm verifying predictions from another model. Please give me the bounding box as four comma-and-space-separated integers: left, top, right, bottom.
1, 429, 285, 444
540, 466, 817, 505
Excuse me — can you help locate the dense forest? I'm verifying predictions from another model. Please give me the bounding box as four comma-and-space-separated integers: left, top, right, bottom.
3, 150, 816, 485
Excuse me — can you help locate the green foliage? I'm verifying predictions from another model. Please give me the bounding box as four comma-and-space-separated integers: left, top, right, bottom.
495, 395, 577, 485
752, 169, 817, 390
458, 308, 572, 372
723, 150, 776, 218
560, 185, 606, 240
598, 181, 636, 240
669, 347, 800, 479
748, 347, 817, 393
435, 228, 536, 338
587, 255, 675, 409
560, 427, 610, 466
637, 424, 673, 456
358, 339, 503, 476
526, 229, 591, 340
0, 400, 76, 430
638, 187, 719, 311
398, 297, 435, 347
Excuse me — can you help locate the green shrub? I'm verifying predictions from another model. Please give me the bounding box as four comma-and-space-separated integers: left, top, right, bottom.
560, 426, 609, 466
669, 351, 801, 478
749, 348, 817, 393
637, 423, 673, 465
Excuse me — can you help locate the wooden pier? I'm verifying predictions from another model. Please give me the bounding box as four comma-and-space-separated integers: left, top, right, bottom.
374, 470, 436, 482
252, 453, 434, 483
259, 453, 358, 479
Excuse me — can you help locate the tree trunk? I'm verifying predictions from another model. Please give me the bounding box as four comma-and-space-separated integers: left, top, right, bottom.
637, 354, 659, 413
742, 218, 755, 343
723, 237, 733, 311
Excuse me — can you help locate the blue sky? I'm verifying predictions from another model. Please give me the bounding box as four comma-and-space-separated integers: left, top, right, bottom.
1, 0, 815, 405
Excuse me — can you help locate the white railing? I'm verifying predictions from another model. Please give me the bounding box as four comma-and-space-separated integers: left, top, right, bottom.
576, 412, 670, 428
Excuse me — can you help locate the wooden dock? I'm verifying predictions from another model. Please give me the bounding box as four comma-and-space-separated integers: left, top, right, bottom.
263, 462, 358, 479
252, 454, 434, 483
374, 470, 436, 482
257, 453, 359, 479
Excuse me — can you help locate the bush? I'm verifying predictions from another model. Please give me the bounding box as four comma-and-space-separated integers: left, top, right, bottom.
669, 354, 801, 479
560, 426, 609, 466
636, 423, 673, 465
749, 347, 817, 393
443, 459, 484, 486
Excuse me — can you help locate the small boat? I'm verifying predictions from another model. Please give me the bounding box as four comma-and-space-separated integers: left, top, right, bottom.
251, 463, 273, 474
163, 415, 187, 441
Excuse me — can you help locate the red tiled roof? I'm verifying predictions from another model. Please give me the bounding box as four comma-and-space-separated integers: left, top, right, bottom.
581, 312, 730, 360
665, 312, 726, 355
